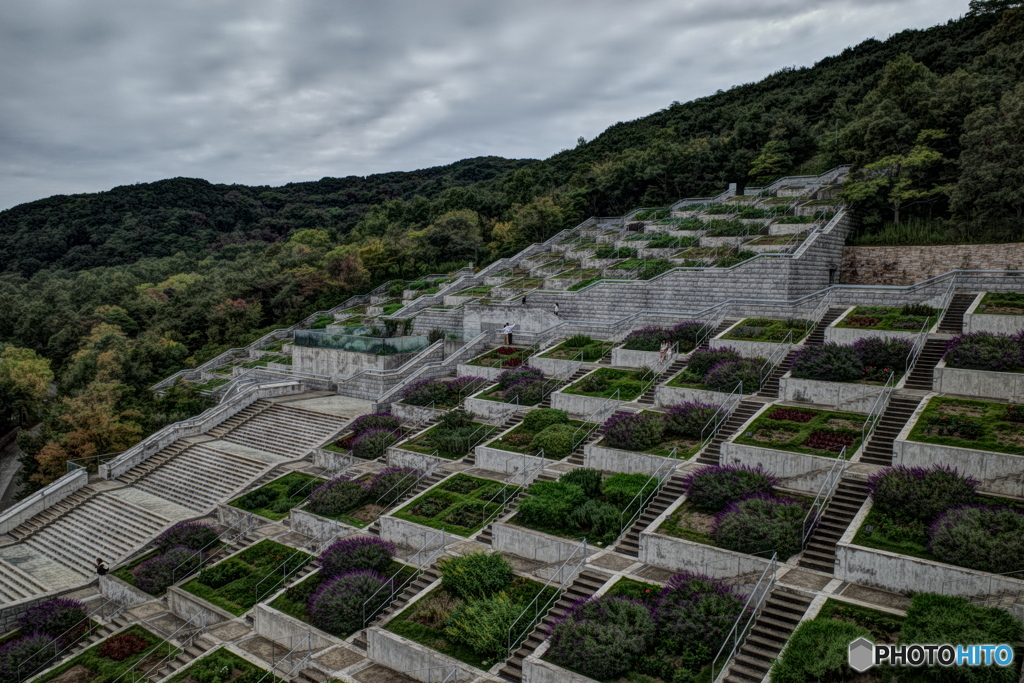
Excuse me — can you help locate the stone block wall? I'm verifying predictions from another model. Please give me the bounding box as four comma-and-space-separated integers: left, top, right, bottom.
841, 244, 1024, 286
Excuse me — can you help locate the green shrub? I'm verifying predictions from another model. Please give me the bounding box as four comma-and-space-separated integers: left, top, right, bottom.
900, 593, 1023, 683
712, 495, 805, 560
518, 482, 587, 528
578, 343, 607, 361
567, 499, 622, 543
546, 596, 655, 679
439, 552, 515, 601
770, 619, 871, 683
563, 334, 593, 348
522, 408, 569, 432
530, 423, 575, 457
444, 592, 524, 656
236, 488, 276, 511
930, 506, 1024, 573
601, 473, 658, 509
387, 282, 405, 297
559, 468, 603, 498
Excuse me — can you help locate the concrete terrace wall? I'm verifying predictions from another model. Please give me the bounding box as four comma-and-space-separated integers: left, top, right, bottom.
841, 244, 1024, 286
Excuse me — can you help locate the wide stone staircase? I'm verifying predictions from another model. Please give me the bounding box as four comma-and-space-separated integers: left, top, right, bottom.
21, 494, 171, 578
797, 478, 869, 573
857, 394, 923, 466
721, 587, 812, 683
212, 401, 348, 456
0, 558, 51, 602
696, 400, 762, 465
123, 443, 272, 512
496, 569, 610, 683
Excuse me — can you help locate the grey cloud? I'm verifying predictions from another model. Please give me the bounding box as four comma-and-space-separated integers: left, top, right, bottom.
0, 0, 969, 209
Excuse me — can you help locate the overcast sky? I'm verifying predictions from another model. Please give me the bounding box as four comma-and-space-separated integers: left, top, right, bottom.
0, 0, 969, 210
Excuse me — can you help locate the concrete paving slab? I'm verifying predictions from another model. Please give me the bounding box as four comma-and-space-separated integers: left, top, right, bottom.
778, 568, 832, 591
0, 544, 87, 590
208, 620, 253, 642
282, 396, 373, 419
206, 440, 289, 465
107, 488, 195, 520
589, 552, 637, 572
314, 646, 365, 672
634, 564, 675, 583
352, 663, 419, 683
839, 583, 912, 611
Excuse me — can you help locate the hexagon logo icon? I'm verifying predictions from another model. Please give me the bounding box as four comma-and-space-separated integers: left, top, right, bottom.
848, 637, 875, 673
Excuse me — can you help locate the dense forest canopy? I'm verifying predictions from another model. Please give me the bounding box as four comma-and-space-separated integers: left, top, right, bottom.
2, 1, 1023, 493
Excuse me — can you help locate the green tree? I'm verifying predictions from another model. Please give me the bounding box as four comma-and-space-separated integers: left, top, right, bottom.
951, 83, 1024, 227
749, 140, 793, 185
0, 347, 53, 428
842, 130, 950, 225
411, 209, 482, 264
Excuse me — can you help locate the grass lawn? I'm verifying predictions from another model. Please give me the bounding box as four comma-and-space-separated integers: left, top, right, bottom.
815, 599, 904, 642
35, 625, 176, 683
733, 406, 865, 458
269, 562, 417, 637
835, 305, 938, 332
486, 420, 596, 457
978, 292, 1024, 315
228, 472, 324, 520
539, 339, 612, 361
393, 473, 520, 537
167, 648, 278, 683
721, 317, 811, 343
400, 420, 500, 459
181, 539, 311, 616
907, 396, 1024, 456
387, 578, 557, 670
563, 368, 646, 401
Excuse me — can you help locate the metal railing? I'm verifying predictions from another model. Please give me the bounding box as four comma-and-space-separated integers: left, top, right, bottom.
860, 371, 896, 447
801, 453, 847, 547
67, 451, 120, 474
159, 511, 258, 588
362, 528, 447, 627
710, 553, 779, 682
257, 634, 312, 683
618, 456, 674, 540
109, 611, 207, 683
696, 383, 742, 455
507, 539, 588, 656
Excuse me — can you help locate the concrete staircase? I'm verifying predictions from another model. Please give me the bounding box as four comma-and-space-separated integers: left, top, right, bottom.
857, 394, 923, 466
123, 444, 271, 512
352, 565, 442, 649
756, 350, 797, 399
696, 400, 762, 465
797, 478, 869, 573
721, 587, 812, 683
636, 356, 688, 405
703, 318, 741, 347
8, 486, 97, 540
22, 494, 171, 577
804, 307, 848, 346
614, 473, 685, 557
937, 292, 976, 334
214, 402, 348, 456
904, 339, 945, 391
155, 633, 217, 679
0, 558, 51, 602
475, 473, 555, 545
496, 569, 610, 683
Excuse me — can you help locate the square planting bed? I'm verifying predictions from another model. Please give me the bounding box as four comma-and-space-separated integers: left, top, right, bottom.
553, 367, 647, 413
395, 414, 501, 461
965, 292, 1024, 334
459, 345, 535, 380
176, 539, 312, 617
711, 317, 810, 358
826, 305, 939, 344
722, 405, 865, 491
584, 410, 704, 475
388, 473, 520, 539
164, 648, 273, 683
932, 356, 1024, 402
478, 416, 597, 472
32, 625, 176, 683
377, 559, 558, 678
227, 471, 324, 521
894, 396, 1024, 496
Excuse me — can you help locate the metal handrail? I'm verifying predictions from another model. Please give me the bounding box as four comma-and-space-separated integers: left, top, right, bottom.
801, 453, 847, 547
618, 456, 674, 540
709, 553, 778, 682
696, 383, 742, 455
860, 372, 896, 447
506, 539, 588, 656
109, 611, 206, 683
362, 529, 447, 627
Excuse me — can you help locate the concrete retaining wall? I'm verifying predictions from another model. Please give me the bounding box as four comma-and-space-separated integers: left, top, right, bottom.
964, 312, 1024, 335
709, 325, 788, 359
379, 515, 453, 549
474, 445, 546, 476
464, 396, 521, 420
288, 507, 356, 542
387, 447, 454, 471
610, 348, 668, 369
253, 601, 337, 650
836, 498, 1024, 606
366, 627, 481, 683
932, 359, 1024, 401
640, 530, 772, 579
654, 384, 740, 409
550, 390, 616, 418
523, 658, 599, 683
167, 585, 235, 626
456, 363, 504, 381
491, 523, 587, 564
778, 374, 886, 413
0, 469, 87, 535
719, 441, 845, 494
529, 355, 579, 377
391, 402, 449, 426
292, 345, 416, 382
583, 443, 678, 474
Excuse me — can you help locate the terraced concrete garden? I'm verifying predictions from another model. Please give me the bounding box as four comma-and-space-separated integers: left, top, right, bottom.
166, 648, 277, 683
541, 573, 743, 682
733, 406, 866, 458
510, 468, 660, 546
853, 465, 1024, 573
721, 317, 811, 343
620, 320, 706, 353
268, 537, 416, 638
398, 376, 490, 409
0, 597, 106, 681
771, 594, 1022, 683
658, 464, 810, 560
33, 625, 175, 683
385, 552, 556, 670
302, 468, 421, 527
485, 409, 594, 458
538, 335, 612, 361
400, 410, 500, 459
476, 367, 555, 406
594, 404, 723, 459
180, 539, 312, 615
228, 472, 323, 520
393, 473, 519, 537
562, 367, 647, 400
467, 345, 534, 369
904, 396, 1024, 454
789, 337, 912, 384
666, 347, 767, 393
835, 304, 939, 332
112, 522, 223, 596
976, 291, 1024, 315
324, 412, 411, 460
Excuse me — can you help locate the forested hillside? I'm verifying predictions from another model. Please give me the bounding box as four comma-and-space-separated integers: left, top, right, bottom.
1, 0, 1022, 495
